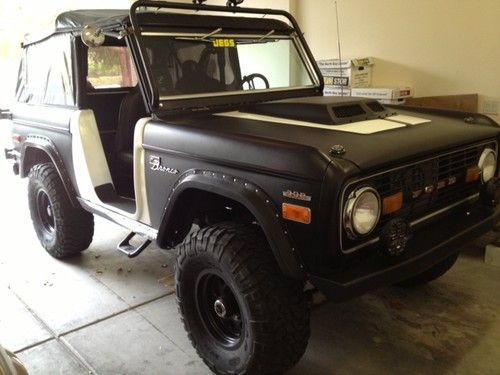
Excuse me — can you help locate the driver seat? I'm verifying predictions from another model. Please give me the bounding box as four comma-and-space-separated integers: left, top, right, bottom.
176, 60, 223, 94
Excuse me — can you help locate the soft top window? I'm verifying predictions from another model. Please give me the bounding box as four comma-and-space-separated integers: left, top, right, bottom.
87, 46, 138, 90
16, 33, 74, 106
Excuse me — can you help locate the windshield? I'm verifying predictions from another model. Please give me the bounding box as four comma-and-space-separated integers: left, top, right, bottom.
141, 33, 317, 100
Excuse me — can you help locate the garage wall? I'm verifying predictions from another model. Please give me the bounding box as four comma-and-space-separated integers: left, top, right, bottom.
290, 0, 500, 122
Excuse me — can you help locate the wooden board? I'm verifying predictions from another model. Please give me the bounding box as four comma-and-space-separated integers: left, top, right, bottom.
406, 94, 478, 113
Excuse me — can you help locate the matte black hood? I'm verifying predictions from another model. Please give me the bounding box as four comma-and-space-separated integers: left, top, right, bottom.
158, 96, 500, 175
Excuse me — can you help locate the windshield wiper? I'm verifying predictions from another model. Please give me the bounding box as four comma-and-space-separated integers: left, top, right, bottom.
257, 29, 275, 42
175, 27, 222, 43
200, 27, 222, 40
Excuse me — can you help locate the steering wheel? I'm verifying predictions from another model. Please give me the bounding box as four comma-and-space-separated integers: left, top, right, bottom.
241, 73, 270, 90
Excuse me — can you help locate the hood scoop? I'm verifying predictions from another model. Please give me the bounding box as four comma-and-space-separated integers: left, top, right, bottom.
241, 96, 396, 126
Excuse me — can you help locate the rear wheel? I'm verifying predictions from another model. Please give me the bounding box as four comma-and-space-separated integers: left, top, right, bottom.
176, 222, 310, 374
28, 163, 94, 258
396, 253, 459, 287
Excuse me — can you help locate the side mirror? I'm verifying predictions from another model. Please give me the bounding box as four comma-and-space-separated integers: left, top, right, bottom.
82, 25, 105, 47
0, 109, 12, 120
227, 0, 245, 6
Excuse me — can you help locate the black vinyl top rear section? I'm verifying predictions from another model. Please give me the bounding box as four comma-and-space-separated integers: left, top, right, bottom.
55, 9, 129, 31
55, 9, 292, 33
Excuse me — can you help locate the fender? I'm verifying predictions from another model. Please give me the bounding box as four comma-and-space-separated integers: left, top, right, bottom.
21, 135, 80, 207
157, 169, 304, 279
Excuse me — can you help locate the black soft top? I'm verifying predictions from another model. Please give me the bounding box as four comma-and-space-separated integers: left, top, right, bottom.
55, 9, 292, 31
55, 9, 130, 32
23, 8, 293, 45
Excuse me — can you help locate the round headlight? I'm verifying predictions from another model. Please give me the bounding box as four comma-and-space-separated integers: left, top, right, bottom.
344, 187, 381, 238
479, 148, 497, 183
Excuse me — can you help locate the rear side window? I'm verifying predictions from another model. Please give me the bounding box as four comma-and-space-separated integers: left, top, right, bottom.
16, 33, 74, 106
87, 46, 138, 90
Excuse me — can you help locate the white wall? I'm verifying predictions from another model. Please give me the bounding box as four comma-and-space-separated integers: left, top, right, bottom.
290, 0, 500, 122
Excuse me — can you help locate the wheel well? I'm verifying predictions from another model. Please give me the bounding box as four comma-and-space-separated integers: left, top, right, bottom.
22, 147, 51, 177
158, 188, 256, 248
21, 145, 80, 208
157, 171, 302, 278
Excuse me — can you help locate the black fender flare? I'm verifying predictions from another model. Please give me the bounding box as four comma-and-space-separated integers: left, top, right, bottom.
21, 135, 80, 207
157, 170, 304, 279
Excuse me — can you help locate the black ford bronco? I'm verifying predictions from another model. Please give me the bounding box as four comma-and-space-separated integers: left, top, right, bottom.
3, 1, 500, 373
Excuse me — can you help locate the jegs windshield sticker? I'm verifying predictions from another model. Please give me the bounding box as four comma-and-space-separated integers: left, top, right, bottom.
212, 39, 236, 48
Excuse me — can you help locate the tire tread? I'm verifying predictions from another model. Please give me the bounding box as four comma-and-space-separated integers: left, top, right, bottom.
28, 163, 94, 258
176, 222, 309, 375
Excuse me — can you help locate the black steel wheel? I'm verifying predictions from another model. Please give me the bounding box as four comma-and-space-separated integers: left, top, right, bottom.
28, 163, 94, 258
176, 222, 310, 375
35, 190, 56, 237
196, 271, 243, 348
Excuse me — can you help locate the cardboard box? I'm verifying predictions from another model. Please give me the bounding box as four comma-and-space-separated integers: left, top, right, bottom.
351, 87, 413, 100
378, 98, 407, 105
323, 86, 351, 97
317, 57, 374, 88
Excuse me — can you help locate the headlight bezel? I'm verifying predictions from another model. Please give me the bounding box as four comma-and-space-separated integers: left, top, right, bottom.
343, 186, 381, 239
478, 148, 497, 184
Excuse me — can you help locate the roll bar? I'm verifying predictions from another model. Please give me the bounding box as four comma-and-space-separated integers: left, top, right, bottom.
127, 0, 323, 111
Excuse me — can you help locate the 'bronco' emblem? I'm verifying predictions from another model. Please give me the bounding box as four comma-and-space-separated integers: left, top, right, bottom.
149, 155, 179, 175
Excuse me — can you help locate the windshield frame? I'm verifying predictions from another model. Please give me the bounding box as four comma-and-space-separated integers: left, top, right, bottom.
141, 31, 321, 102
128, 0, 324, 114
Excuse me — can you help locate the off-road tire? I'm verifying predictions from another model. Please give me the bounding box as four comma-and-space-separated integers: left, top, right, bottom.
396, 253, 459, 287
28, 163, 94, 258
176, 222, 310, 375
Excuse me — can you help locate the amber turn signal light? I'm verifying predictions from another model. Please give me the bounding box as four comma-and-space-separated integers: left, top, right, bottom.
466, 166, 481, 183
282, 203, 311, 224
382, 191, 403, 215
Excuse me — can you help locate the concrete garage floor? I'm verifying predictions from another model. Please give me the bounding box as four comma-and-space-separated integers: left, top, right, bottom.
1, 144, 500, 374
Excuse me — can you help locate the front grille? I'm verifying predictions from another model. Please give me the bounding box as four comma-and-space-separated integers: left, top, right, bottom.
341, 141, 497, 252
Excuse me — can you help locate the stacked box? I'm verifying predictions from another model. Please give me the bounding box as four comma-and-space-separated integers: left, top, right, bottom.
378, 99, 407, 105
351, 87, 413, 105
318, 57, 374, 96
323, 87, 351, 97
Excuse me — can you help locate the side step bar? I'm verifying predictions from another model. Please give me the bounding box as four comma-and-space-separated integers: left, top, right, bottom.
117, 232, 152, 258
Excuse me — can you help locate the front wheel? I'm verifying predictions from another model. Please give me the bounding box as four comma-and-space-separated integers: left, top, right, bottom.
176, 223, 310, 374
28, 163, 94, 258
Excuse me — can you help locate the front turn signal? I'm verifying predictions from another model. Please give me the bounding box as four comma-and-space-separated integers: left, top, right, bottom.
466, 166, 481, 183
382, 191, 403, 215
282, 203, 311, 224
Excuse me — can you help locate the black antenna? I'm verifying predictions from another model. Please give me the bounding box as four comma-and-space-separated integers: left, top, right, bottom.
334, 1, 344, 97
